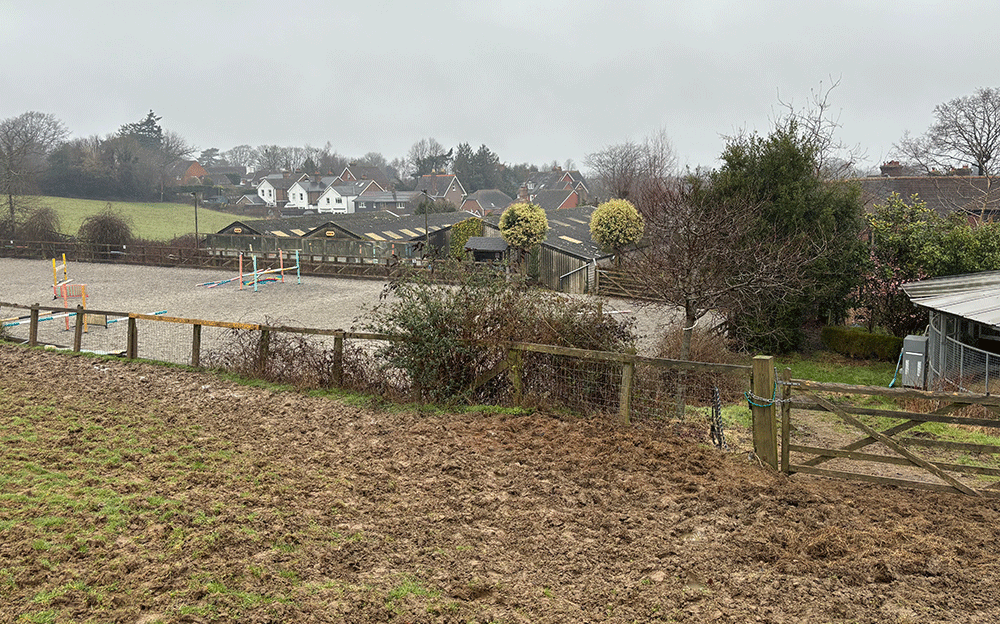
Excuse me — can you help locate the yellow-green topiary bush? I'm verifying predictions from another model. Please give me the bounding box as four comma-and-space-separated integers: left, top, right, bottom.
589, 198, 644, 254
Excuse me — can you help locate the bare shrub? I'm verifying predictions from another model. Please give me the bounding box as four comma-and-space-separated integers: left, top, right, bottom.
77, 204, 133, 259
363, 260, 636, 405
202, 327, 338, 390
650, 322, 748, 405
17, 206, 62, 242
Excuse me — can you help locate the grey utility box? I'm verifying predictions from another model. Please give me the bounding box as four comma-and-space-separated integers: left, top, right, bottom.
902, 335, 929, 389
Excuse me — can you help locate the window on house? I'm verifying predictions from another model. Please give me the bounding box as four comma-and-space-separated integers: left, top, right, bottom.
326, 198, 330, 204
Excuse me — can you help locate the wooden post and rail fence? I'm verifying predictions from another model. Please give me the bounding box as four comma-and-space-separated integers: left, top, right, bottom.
2, 300, 750, 426
6, 301, 1000, 497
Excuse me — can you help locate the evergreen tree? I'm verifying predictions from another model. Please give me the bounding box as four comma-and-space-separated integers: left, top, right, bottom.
712, 119, 866, 352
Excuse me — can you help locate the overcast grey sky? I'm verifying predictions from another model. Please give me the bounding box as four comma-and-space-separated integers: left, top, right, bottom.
4, 0, 1000, 173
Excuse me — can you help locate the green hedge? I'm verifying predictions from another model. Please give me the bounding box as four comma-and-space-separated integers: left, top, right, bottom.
821, 326, 904, 361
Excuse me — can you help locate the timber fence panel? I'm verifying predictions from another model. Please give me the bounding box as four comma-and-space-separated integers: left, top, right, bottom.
779, 377, 1000, 497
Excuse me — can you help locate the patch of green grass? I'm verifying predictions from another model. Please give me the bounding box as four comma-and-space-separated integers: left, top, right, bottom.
203, 579, 292, 609
386, 577, 439, 610
35, 195, 236, 241
776, 351, 897, 387
18, 610, 57, 624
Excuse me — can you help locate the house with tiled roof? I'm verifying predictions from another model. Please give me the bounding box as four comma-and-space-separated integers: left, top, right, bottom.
414, 173, 467, 209
316, 179, 382, 213
353, 190, 423, 215
168, 160, 208, 185
337, 164, 392, 189
461, 190, 513, 216
518, 167, 590, 203
526, 189, 579, 211
856, 168, 1000, 220
256, 172, 302, 207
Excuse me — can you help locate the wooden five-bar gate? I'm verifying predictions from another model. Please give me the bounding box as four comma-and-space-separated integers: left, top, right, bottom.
750, 356, 1000, 498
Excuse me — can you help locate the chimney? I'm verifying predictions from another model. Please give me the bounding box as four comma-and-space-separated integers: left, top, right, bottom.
879, 161, 904, 177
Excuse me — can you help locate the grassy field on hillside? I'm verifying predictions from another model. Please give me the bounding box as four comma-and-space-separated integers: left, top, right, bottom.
29, 196, 238, 242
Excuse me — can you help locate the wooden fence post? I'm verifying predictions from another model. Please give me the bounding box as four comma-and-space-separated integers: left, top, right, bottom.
332, 332, 344, 386
28, 303, 39, 346
126, 317, 138, 359
619, 360, 635, 425
73, 305, 84, 352
751, 355, 777, 469
507, 348, 523, 407
257, 329, 270, 376
191, 324, 202, 368
781, 367, 792, 473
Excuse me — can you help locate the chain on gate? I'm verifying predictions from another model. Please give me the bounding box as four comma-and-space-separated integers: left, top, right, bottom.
709, 386, 728, 450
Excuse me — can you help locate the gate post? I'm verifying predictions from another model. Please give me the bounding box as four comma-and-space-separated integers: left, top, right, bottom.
751, 355, 777, 469
781, 367, 792, 472
191, 324, 202, 368
507, 348, 523, 407
619, 359, 635, 425
73, 305, 85, 352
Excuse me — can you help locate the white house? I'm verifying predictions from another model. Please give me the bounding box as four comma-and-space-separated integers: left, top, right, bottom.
255, 173, 301, 207
316, 179, 381, 213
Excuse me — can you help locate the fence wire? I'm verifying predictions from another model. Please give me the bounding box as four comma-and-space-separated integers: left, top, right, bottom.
520, 352, 621, 415
3, 303, 751, 426
929, 320, 1000, 394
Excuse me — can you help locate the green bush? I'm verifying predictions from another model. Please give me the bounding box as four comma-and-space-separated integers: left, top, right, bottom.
362, 261, 635, 404
821, 325, 903, 361
449, 217, 484, 260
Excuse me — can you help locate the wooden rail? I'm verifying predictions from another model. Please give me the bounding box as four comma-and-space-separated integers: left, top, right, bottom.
773, 370, 1000, 497
1, 300, 750, 424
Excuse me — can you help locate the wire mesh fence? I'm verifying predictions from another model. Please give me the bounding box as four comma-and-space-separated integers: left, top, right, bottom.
2, 301, 752, 424
928, 319, 1000, 394
520, 351, 624, 415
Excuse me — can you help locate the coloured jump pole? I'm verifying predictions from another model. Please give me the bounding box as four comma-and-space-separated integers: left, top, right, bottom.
52, 254, 71, 299
2, 309, 166, 329
60, 283, 87, 332
196, 251, 300, 291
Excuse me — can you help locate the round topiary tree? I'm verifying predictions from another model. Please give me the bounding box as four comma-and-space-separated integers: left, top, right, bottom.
499, 201, 548, 268
589, 198, 644, 263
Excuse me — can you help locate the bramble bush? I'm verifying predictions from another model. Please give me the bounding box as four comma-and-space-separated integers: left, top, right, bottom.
362, 261, 636, 404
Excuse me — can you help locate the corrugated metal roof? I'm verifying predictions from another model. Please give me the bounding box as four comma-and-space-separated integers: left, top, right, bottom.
903, 271, 1000, 327
485, 205, 610, 261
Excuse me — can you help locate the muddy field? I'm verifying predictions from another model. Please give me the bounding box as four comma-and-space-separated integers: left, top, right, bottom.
2, 343, 1000, 622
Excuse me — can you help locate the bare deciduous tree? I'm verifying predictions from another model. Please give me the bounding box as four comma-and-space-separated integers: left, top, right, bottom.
221, 144, 256, 169
585, 128, 677, 201
0, 111, 68, 236
896, 87, 1000, 176
626, 176, 810, 363
775, 78, 866, 180
407, 138, 451, 178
